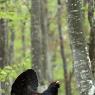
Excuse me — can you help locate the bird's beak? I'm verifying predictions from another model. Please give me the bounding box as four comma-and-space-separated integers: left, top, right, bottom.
56, 81, 60, 84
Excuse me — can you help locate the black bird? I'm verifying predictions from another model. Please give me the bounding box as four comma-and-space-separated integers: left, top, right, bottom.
42, 81, 60, 95
11, 69, 60, 95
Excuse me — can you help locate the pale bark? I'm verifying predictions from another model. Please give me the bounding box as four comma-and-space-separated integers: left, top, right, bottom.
67, 0, 95, 95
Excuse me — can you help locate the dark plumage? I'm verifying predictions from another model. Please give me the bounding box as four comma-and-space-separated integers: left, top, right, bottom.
11, 69, 60, 95
42, 81, 60, 95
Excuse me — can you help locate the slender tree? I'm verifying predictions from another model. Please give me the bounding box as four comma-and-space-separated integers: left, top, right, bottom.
8, 27, 15, 64
40, 0, 53, 82
57, 0, 70, 95
31, 0, 44, 85
67, 0, 95, 94
88, 0, 95, 79
21, 21, 26, 57
0, 19, 8, 95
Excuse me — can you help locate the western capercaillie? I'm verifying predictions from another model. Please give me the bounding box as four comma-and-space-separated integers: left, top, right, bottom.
11, 69, 60, 95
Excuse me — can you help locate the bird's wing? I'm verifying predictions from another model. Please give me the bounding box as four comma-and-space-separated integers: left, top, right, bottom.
11, 69, 38, 95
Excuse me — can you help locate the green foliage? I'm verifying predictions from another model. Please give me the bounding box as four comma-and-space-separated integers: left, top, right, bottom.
0, 56, 31, 81
0, 0, 91, 95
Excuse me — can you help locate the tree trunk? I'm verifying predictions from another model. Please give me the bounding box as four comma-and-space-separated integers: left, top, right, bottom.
40, 0, 52, 82
0, 19, 8, 95
57, 0, 70, 95
8, 27, 15, 64
21, 22, 26, 58
67, 0, 95, 94
31, 0, 44, 85
88, 0, 95, 80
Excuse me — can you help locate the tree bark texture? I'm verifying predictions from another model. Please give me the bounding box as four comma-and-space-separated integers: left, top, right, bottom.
31, 0, 44, 84
67, 0, 95, 95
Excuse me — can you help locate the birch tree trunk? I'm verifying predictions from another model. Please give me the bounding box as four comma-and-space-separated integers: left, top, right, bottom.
67, 0, 95, 95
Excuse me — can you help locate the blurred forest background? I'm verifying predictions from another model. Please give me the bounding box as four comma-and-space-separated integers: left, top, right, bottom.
0, 0, 95, 95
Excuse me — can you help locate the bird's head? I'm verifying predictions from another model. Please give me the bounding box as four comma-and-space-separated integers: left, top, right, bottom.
49, 81, 60, 88
48, 81, 60, 95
